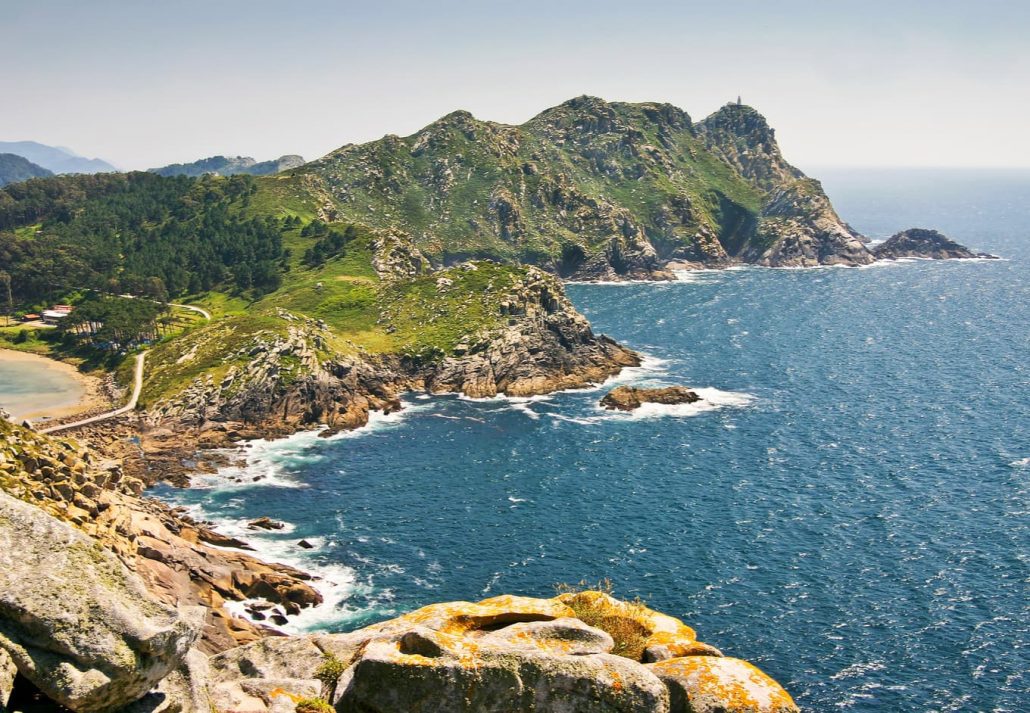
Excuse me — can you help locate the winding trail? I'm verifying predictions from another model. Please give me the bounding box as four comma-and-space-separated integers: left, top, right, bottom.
40, 351, 147, 434
169, 303, 212, 320
22, 299, 211, 433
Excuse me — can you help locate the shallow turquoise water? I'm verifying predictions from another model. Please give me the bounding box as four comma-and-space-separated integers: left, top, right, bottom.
157, 171, 1030, 711
0, 352, 83, 420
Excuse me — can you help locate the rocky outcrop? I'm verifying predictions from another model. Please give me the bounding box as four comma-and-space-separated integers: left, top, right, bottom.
423, 267, 640, 397
0, 420, 323, 653
371, 228, 431, 279
871, 228, 997, 260
601, 385, 701, 411
749, 180, 873, 267
0, 490, 201, 712
195, 592, 797, 713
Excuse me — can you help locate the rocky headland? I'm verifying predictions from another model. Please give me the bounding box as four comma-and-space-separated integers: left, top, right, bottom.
871, 228, 998, 261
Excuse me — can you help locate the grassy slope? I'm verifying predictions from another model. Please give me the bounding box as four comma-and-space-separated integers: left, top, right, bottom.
139, 176, 524, 406
302, 99, 766, 262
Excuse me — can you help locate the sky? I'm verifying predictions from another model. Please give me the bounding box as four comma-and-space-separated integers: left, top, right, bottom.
2, 0, 1029, 171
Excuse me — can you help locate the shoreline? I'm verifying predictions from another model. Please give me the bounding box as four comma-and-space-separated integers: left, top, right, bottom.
0, 348, 113, 423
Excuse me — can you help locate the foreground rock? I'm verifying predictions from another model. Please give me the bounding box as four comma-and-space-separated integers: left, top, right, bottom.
601, 385, 701, 411
872, 228, 997, 260
0, 419, 322, 652
0, 490, 200, 712
200, 592, 797, 713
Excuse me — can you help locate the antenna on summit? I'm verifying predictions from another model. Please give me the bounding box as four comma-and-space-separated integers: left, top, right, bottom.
737, 95, 742, 106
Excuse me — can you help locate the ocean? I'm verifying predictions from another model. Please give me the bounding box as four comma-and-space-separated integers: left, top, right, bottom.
155, 169, 1030, 711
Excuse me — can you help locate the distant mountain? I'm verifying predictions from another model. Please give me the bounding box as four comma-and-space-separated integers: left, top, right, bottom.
0, 141, 118, 174
0, 153, 53, 186
149, 154, 305, 178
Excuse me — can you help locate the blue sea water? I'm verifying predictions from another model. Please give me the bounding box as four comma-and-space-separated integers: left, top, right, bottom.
156, 169, 1030, 711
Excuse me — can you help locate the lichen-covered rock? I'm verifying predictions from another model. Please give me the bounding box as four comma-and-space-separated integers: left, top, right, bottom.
339, 636, 669, 713
600, 385, 701, 411
871, 228, 997, 260
0, 646, 16, 710
0, 490, 201, 712
200, 593, 794, 713
648, 656, 798, 713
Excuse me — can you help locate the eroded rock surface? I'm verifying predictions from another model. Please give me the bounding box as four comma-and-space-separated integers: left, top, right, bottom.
201, 593, 797, 713
0, 420, 322, 653
0, 490, 201, 712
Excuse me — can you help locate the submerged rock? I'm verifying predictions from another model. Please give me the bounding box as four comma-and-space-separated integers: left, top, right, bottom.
0, 491, 201, 712
601, 385, 701, 411
248, 517, 286, 531
872, 228, 997, 260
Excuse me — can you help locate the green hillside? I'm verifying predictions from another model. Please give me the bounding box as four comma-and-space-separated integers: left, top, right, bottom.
300, 96, 872, 276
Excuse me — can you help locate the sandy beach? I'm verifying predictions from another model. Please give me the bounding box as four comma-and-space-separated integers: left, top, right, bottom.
0, 349, 112, 423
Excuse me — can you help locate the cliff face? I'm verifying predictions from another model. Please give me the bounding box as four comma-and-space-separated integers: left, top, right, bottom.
0, 420, 323, 653
143, 264, 638, 454
301, 96, 873, 277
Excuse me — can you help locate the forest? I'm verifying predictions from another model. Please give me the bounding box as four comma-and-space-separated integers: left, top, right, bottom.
0, 172, 289, 304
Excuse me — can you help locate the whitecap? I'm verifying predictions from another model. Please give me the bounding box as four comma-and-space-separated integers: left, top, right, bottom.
597, 387, 756, 420
1009, 457, 1030, 468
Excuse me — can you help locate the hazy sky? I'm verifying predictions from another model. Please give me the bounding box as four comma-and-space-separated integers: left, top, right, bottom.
3, 0, 1028, 171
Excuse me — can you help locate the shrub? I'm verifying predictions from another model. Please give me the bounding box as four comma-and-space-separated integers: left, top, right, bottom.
295, 698, 334, 713
555, 579, 652, 661
314, 652, 347, 702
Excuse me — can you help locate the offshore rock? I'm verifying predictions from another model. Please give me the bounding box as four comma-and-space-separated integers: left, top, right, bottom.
601, 385, 701, 411
871, 228, 997, 260
0, 490, 201, 712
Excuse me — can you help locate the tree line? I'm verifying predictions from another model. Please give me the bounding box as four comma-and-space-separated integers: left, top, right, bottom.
0, 172, 288, 304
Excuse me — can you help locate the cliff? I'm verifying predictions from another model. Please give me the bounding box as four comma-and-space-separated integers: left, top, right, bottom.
301, 96, 873, 277
0, 419, 324, 653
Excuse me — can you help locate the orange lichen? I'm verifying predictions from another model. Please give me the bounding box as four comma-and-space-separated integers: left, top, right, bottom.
650, 656, 798, 712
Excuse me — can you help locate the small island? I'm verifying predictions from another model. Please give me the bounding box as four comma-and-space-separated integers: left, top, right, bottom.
871, 228, 998, 261
600, 385, 701, 411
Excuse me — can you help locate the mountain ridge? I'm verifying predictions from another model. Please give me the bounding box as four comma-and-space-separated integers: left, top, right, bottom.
0, 140, 118, 174
298, 96, 875, 278
0, 153, 53, 186
150, 154, 305, 177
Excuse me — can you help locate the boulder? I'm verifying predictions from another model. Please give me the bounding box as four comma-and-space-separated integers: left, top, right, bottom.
600, 385, 701, 411
195, 593, 797, 713
871, 228, 997, 260
0, 647, 15, 709
648, 656, 798, 713
0, 491, 201, 712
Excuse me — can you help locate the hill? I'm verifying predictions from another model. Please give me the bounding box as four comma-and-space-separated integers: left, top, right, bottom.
0, 153, 53, 186
0, 140, 118, 174
298, 96, 873, 278
150, 154, 305, 177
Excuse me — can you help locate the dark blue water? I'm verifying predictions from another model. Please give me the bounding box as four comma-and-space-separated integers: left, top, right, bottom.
157, 170, 1030, 711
